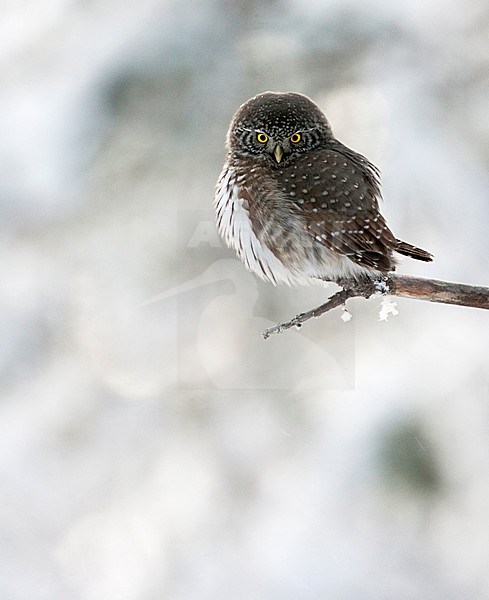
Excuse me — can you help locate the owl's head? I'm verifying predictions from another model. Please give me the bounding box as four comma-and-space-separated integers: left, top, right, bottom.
227, 92, 333, 166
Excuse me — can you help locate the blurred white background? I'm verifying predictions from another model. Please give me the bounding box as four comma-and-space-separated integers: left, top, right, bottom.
1, 0, 488, 598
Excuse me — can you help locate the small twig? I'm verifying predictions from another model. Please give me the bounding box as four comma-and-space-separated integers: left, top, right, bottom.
262, 274, 489, 339
262, 283, 369, 339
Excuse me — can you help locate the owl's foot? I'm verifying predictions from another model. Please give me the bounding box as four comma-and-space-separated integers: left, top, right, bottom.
331, 273, 390, 295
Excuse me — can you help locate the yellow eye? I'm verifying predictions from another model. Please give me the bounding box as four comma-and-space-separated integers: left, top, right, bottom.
256, 133, 268, 143
290, 132, 302, 143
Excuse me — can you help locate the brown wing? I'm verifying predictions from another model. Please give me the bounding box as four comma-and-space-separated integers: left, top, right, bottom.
276, 145, 398, 272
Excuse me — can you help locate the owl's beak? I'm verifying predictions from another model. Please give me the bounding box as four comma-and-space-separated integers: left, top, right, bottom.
273, 145, 284, 163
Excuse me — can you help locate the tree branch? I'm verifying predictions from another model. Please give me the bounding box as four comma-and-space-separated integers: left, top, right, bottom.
262, 274, 489, 339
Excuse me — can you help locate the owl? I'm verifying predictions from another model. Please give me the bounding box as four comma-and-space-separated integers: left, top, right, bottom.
215, 92, 432, 286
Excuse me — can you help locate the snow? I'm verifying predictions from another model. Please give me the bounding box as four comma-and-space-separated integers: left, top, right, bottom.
378, 296, 400, 321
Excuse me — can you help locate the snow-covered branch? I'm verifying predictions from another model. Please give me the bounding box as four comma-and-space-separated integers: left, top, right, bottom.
262, 275, 489, 339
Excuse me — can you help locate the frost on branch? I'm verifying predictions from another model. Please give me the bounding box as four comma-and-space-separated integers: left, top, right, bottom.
378, 297, 399, 321
262, 274, 489, 339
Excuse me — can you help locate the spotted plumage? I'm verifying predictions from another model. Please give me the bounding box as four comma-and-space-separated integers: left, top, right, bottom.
215, 91, 432, 286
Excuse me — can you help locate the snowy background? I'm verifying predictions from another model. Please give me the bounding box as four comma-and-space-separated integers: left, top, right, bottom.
1, 0, 489, 598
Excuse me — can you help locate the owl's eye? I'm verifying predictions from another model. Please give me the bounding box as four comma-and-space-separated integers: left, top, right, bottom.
256, 133, 268, 144
290, 133, 302, 143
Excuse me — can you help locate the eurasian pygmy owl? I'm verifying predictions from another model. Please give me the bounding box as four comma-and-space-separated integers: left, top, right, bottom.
215, 92, 432, 286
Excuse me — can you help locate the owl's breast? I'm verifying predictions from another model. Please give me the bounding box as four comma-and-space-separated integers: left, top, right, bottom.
214, 164, 314, 285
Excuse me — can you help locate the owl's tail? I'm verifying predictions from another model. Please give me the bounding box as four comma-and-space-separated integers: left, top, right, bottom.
396, 240, 433, 262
